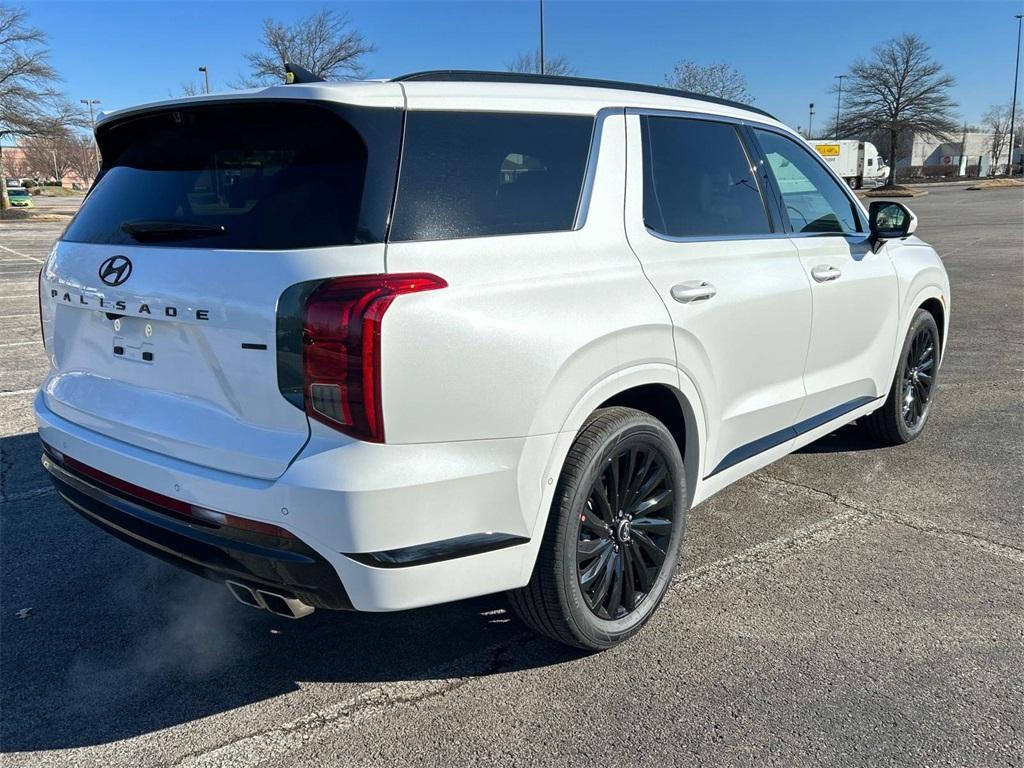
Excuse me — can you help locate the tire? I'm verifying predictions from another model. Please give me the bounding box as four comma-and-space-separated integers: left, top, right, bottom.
860, 308, 941, 445
508, 407, 688, 650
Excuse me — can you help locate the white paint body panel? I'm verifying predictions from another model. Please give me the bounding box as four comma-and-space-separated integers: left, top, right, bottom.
35, 79, 950, 611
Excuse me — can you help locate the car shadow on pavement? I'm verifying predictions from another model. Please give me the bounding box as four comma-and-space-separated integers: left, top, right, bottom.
795, 421, 891, 454
0, 432, 582, 753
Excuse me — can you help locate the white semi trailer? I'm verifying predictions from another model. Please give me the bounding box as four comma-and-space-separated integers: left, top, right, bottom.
813, 140, 889, 188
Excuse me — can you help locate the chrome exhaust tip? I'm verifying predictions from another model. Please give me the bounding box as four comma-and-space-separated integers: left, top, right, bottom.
225, 581, 315, 619
256, 589, 315, 619
226, 580, 261, 608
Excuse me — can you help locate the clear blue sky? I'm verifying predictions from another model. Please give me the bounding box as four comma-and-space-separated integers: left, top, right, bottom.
22, 0, 1024, 131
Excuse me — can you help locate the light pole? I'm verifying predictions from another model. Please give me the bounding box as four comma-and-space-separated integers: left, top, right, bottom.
834, 75, 845, 138
198, 65, 210, 94
538, 0, 545, 75
80, 98, 101, 171
1008, 14, 1023, 176
808, 103, 815, 139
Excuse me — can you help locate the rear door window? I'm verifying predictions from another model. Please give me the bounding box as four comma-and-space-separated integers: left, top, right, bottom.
389, 111, 594, 241
641, 115, 772, 238
63, 102, 401, 250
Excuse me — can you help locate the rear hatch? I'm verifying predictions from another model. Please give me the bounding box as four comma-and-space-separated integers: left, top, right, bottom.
40, 95, 402, 480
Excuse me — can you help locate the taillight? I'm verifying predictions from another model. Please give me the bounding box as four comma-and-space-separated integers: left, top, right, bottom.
301, 273, 446, 442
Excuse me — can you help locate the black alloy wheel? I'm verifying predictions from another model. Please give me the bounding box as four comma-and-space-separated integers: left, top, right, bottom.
901, 324, 936, 429
576, 443, 674, 620
508, 407, 687, 650
860, 308, 941, 445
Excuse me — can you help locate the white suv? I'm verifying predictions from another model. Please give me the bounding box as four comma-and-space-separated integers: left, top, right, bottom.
36, 71, 949, 650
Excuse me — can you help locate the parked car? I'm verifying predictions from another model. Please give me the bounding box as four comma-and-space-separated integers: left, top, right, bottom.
6, 186, 33, 207
36, 71, 949, 650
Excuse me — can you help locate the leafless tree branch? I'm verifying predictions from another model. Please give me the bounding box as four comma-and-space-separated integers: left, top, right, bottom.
239, 6, 375, 87
982, 104, 1012, 175
506, 50, 576, 77
0, 3, 86, 207
664, 60, 753, 103
835, 34, 958, 185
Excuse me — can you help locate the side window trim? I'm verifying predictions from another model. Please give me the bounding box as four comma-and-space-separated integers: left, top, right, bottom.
573, 107, 623, 230
739, 123, 785, 234
635, 110, 777, 243
749, 124, 869, 235
736, 123, 784, 234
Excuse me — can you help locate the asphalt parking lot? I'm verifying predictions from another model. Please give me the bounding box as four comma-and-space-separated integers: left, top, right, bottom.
1, 184, 1022, 767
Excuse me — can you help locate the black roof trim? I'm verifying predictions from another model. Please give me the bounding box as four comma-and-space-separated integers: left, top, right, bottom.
391, 70, 776, 120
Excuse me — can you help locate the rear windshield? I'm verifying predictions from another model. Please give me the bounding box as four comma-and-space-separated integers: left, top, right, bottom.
389, 111, 594, 242
63, 101, 401, 250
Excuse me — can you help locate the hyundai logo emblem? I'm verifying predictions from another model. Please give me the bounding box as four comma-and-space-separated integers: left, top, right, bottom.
98, 255, 132, 287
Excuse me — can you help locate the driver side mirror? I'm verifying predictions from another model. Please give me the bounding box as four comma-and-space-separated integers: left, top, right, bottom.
869, 200, 918, 245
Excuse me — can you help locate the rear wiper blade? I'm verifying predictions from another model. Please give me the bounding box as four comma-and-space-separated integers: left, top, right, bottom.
121, 220, 226, 242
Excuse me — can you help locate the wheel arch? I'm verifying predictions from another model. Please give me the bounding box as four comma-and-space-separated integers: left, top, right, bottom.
918, 296, 945, 353
540, 364, 707, 522
597, 383, 700, 510
893, 284, 948, 377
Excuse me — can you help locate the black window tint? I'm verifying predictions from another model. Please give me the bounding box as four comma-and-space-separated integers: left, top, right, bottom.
753, 129, 861, 234
390, 112, 593, 241
641, 116, 771, 238
64, 102, 401, 249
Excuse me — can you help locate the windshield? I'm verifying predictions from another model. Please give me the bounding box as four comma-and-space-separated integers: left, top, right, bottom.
7, 187, 27, 196
63, 101, 401, 249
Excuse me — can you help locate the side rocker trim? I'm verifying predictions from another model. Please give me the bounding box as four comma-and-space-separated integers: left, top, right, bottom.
705, 395, 881, 478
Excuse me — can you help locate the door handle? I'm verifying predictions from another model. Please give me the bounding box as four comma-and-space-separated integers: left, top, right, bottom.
811, 265, 842, 283
671, 281, 717, 303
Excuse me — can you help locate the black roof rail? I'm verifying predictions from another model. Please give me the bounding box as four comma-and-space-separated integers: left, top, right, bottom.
391, 70, 776, 120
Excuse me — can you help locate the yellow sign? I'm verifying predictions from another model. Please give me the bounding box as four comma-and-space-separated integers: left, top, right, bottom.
815, 144, 841, 157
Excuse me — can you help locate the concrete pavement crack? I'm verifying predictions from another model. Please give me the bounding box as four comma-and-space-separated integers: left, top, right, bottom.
170, 637, 530, 768
754, 472, 1024, 563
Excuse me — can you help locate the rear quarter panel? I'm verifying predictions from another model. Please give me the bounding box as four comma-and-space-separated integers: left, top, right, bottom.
380, 111, 675, 444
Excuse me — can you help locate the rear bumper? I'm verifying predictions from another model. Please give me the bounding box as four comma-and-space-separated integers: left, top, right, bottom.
42, 449, 352, 610
35, 391, 555, 611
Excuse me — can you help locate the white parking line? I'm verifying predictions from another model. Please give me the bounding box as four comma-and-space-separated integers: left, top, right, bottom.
0, 313, 38, 319
0, 388, 36, 396
0, 340, 39, 347
0, 244, 45, 263
0, 294, 40, 299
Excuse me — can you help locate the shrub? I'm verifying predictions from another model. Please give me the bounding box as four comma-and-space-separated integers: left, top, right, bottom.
921, 164, 958, 178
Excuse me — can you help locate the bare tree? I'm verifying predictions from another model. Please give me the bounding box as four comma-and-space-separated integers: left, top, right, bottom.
837, 34, 958, 187
982, 104, 1012, 175
18, 132, 71, 181
65, 132, 97, 187
506, 50, 575, 76
664, 60, 753, 103
240, 6, 375, 86
4, 146, 29, 179
180, 81, 203, 97
16, 127, 95, 183
0, 4, 83, 208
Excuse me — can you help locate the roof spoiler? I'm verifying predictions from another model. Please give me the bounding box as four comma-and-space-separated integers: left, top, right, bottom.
284, 62, 324, 85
